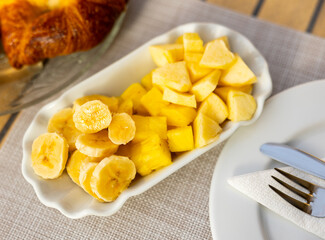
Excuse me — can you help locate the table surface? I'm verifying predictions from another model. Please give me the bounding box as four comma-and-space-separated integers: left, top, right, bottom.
2, 0, 325, 239
0, 0, 324, 148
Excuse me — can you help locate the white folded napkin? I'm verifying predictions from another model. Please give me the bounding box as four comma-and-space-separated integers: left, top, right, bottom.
228, 167, 325, 239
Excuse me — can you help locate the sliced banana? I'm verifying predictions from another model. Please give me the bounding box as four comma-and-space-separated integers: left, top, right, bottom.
108, 113, 136, 145
90, 155, 136, 202
79, 162, 104, 202
47, 108, 82, 151
73, 95, 119, 113
73, 100, 112, 133
66, 150, 101, 186
31, 132, 69, 179
75, 129, 119, 158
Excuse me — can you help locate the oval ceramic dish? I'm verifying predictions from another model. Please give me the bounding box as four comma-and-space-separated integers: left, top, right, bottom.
22, 22, 272, 218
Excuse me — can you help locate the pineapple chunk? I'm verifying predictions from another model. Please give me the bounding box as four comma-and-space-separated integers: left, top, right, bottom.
185, 52, 213, 82
184, 52, 203, 63
200, 39, 235, 69
140, 87, 169, 116
198, 93, 228, 124
141, 72, 153, 91
219, 55, 257, 86
214, 85, 253, 102
217, 36, 230, 50
152, 61, 192, 92
162, 88, 196, 108
121, 83, 148, 115
176, 35, 183, 44
190, 70, 221, 102
128, 134, 172, 176
187, 62, 213, 83
132, 115, 167, 142
167, 126, 194, 152
117, 99, 133, 115
193, 112, 222, 148
227, 90, 257, 122
160, 104, 196, 127
183, 33, 204, 52
149, 44, 184, 67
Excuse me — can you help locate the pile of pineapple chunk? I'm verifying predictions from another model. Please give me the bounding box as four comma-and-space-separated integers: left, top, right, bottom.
30, 32, 257, 202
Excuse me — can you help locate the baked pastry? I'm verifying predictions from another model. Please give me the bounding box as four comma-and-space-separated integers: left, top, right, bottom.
0, 0, 126, 69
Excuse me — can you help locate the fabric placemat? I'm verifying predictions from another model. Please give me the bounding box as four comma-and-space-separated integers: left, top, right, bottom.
2, 0, 325, 239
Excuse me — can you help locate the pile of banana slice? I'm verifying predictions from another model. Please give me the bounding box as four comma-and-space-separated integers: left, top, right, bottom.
31, 97, 137, 202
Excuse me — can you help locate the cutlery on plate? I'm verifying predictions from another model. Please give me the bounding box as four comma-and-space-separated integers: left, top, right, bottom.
260, 143, 325, 180
270, 168, 325, 217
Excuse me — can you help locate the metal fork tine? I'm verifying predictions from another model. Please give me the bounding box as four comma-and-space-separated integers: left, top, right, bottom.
271, 176, 314, 202
269, 185, 312, 214
274, 168, 314, 192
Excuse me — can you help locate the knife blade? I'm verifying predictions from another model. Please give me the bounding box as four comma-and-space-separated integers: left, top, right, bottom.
260, 142, 325, 180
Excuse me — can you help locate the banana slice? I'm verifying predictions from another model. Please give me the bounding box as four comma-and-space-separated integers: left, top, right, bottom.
75, 129, 119, 158
66, 150, 101, 186
79, 162, 104, 202
48, 108, 82, 152
31, 132, 69, 179
90, 155, 136, 202
73, 100, 112, 133
73, 95, 119, 113
108, 113, 136, 145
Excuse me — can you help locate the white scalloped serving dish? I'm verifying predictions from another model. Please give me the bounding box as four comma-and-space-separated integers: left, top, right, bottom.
22, 22, 272, 218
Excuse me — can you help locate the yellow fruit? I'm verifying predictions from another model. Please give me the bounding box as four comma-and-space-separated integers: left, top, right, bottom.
198, 93, 228, 124
79, 162, 104, 202
214, 85, 253, 102
132, 115, 167, 142
31, 132, 69, 179
140, 87, 169, 116
200, 39, 235, 69
184, 52, 203, 63
183, 33, 204, 52
47, 108, 82, 152
117, 99, 133, 115
149, 44, 184, 67
175, 35, 183, 44
121, 83, 148, 115
193, 113, 222, 148
162, 88, 196, 108
76, 130, 119, 158
141, 72, 153, 91
73, 100, 112, 134
167, 126, 194, 152
217, 36, 230, 50
187, 62, 213, 83
73, 95, 119, 113
108, 113, 136, 145
66, 150, 100, 186
160, 104, 196, 127
127, 134, 172, 176
90, 155, 136, 202
152, 61, 192, 92
190, 70, 221, 102
219, 55, 257, 86
227, 90, 257, 122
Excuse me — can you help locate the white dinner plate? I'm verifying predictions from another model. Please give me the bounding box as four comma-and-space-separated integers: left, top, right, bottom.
21, 22, 272, 219
209, 79, 325, 239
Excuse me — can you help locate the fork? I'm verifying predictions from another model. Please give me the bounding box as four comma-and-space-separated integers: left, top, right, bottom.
269, 168, 325, 217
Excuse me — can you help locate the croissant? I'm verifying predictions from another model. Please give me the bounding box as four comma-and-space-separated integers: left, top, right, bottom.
0, 0, 126, 69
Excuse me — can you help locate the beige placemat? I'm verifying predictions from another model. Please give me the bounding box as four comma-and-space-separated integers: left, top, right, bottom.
2, 0, 325, 239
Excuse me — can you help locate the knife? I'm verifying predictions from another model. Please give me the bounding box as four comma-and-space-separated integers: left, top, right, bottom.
260, 142, 325, 180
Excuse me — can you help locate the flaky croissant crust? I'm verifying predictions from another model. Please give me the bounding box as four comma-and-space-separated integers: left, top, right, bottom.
0, 0, 126, 68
